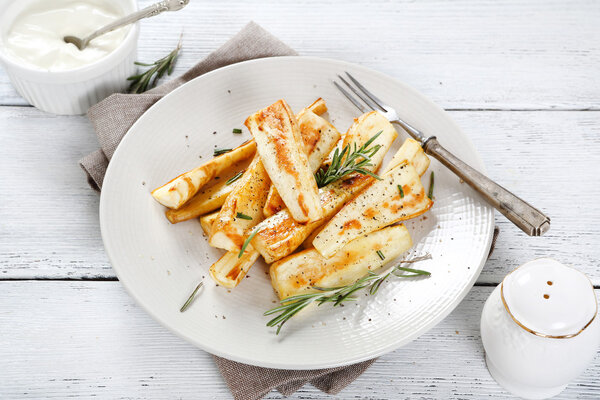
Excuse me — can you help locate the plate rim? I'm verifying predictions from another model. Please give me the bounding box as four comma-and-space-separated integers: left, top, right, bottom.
100, 55, 495, 369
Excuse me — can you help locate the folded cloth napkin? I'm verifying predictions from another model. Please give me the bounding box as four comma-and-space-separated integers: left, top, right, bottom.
80, 21, 500, 400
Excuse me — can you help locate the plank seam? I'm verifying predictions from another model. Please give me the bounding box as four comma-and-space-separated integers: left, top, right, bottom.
2, 104, 600, 111
0, 278, 598, 289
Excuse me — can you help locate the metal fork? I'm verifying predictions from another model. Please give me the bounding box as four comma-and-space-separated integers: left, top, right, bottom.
334, 72, 550, 236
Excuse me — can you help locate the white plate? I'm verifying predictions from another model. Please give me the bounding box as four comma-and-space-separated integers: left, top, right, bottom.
100, 56, 494, 369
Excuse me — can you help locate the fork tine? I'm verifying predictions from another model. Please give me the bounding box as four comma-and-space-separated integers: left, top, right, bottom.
345, 72, 387, 112
333, 81, 368, 113
338, 75, 384, 113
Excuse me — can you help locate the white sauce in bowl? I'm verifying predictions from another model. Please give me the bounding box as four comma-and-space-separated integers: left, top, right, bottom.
3, 0, 128, 71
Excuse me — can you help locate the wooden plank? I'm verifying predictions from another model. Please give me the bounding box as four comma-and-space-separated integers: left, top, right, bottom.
454, 111, 600, 284
0, 282, 597, 399
1, 107, 598, 283
1, 0, 599, 109
0, 108, 111, 278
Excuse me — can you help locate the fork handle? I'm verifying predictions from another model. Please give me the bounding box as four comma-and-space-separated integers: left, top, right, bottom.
82, 1, 187, 46
422, 137, 550, 236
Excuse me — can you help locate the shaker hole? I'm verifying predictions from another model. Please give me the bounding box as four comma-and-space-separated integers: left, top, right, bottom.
547, 281, 553, 286
543, 294, 550, 299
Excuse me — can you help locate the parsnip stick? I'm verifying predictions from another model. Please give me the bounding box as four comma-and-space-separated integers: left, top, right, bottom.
199, 211, 220, 236
312, 161, 433, 258
209, 155, 271, 251
165, 158, 251, 224
199, 210, 260, 288
152, 140, 256, 209
271, 224, 412, 299
263, 109, 341, 217
304, 97, 327, 116
201, 210, 260, 288
209, 248, 260, 288
384, 138, 430, 175
246, 100, 322, 223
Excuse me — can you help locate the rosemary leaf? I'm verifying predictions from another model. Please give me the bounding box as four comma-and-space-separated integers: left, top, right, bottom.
394, 266, 431, 276
376, 250, 385, 260
428, 171, 435, 199
232, 128, 242, 134
128, 34, 182, 94
369, 273, 388, 295
236, 212, 252, 220
213, 148, 232, 157
398, 185, 404, 198
226, 171, 244, 185
179, 281, 203, 312
238, 228, 259, 258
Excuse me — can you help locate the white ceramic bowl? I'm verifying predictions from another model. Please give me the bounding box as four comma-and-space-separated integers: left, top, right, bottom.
0, 0, 139, 115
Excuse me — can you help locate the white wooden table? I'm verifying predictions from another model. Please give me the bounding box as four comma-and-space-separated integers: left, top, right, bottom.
1, 1, 599, 398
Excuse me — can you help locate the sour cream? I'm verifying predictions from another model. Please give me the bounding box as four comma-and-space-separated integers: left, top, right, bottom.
3, 0, 128, 71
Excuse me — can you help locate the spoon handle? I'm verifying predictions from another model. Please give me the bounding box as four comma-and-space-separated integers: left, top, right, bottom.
82, 0, 188, 47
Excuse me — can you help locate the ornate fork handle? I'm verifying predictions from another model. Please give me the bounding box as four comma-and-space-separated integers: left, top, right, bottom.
80, 0, 189, 47
334, 72, 551, 237
422, 136, 550, 236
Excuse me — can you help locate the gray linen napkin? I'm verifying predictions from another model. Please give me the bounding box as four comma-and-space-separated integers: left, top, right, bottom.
80, 21, 500, 400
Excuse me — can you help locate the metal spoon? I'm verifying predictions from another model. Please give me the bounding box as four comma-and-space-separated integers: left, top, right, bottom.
64, 0, 189, 51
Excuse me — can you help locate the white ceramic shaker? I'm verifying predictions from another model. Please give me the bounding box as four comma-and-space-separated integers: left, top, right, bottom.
481, 258, 600, 399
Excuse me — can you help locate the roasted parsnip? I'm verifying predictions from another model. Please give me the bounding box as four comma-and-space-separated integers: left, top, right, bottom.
303, 97, 327, 116
199, 210, 220, 236
165, 158, 252, 224
270, 224, 412, 299
251, 113, 399, 263
209, 155, 271, 251
152, 140, 256, 209
322, 111, 397, 176
245, 100, 322, 223
313, 162, 433, 258
384, 138, 430, 175
263, 109, 341, 217
201, 210, 260, 288
209, 248, 260, 288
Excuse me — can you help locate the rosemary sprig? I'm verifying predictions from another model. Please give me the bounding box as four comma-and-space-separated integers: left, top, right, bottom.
238, 228, 259, 258
236, 212, 252, 220
264, 254, 432, 334
428, 171, 435, 199
213, 148, 232, 157
127, 34, 183, 94
314, 131, 383, 187
180, 281, 203, 312
226, 171, 244, 185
